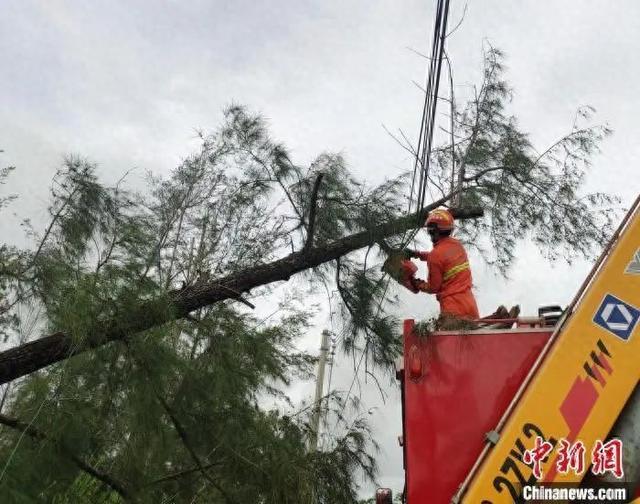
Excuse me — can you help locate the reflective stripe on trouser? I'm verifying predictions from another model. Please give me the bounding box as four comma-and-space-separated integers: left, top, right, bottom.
443, 261, 470, 281
439, 291, 479, 319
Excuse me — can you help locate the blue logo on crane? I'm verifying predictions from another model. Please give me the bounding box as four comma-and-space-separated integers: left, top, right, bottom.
593, 293, 640, 341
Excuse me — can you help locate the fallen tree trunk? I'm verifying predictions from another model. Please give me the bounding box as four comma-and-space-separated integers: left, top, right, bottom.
0, 199, 482, 385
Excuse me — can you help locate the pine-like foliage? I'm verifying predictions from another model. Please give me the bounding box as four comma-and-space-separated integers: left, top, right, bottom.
0, 48, 619, 502
0, 114, 385, 502
428, 46, 618, 270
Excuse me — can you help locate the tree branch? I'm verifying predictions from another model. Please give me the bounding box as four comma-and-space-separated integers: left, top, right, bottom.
303, 173, 324, 253
445, 3, 468, 38
155, 393, 236, 504
0, 413, 130, 499
463, 165, 508, 183
148, 460, 222, 486
0, 199, 483, 385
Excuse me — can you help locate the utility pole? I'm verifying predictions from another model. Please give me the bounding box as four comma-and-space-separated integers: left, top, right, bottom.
309, 329, 331, 451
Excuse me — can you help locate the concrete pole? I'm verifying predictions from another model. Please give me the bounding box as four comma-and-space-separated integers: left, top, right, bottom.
309, 330, 331, 451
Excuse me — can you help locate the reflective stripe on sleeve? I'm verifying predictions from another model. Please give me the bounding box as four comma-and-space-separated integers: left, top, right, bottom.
443, 261, 470, 281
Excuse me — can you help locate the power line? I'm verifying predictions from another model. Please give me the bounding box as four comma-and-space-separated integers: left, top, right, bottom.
407, 0, 452, 236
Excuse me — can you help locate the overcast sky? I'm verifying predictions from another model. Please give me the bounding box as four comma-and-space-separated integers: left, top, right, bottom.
2, 0, 640, 498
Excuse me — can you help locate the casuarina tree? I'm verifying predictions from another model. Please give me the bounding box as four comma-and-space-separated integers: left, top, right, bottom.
0, 48, 618, 502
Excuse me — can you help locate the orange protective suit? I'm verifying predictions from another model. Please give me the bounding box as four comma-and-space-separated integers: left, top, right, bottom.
411, 236, 479, 320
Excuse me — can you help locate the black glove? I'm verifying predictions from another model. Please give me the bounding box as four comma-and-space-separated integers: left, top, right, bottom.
402, 248, 420, 259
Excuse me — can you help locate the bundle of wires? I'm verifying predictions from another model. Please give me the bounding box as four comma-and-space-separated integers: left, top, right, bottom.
337, 2, 453, 433
408, 0, 451, 227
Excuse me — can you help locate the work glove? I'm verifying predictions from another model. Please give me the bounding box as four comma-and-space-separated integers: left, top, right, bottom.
399, 260, 420, 293
410, 277, 429, 293
382, 254, 422, 293
402, 248, 420, 259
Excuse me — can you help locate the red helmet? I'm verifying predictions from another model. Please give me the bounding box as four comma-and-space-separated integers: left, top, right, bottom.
425, 208, 454, 231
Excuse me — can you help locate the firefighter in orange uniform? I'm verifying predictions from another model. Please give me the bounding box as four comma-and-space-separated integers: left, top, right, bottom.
404, 209, 479, 321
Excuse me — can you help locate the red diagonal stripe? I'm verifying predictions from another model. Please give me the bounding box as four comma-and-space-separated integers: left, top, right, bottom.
560, 376, 599, 438
544, 376, 599, 483
588, 363, 606, 387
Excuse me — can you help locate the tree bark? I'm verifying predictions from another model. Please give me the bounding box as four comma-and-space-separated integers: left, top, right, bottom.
0, 200, 482, 385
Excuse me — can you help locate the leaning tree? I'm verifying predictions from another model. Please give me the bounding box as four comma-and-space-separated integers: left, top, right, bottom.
0, 47, 618, 502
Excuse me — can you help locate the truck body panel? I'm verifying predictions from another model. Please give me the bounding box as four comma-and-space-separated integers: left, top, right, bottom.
402, 322, 551, 503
